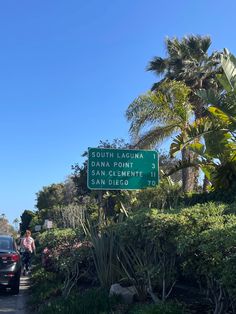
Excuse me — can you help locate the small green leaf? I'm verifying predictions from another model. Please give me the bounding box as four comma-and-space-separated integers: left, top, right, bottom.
216, 73, 232, 92
196, 89, 220, 105
208, 106, 231, 123
188, 142, 205, 155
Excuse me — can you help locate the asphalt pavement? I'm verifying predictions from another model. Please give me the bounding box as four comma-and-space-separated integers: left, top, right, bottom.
0, 275, 30, 314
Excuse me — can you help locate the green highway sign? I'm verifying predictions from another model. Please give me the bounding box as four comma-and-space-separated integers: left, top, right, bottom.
87, 148, 159, 190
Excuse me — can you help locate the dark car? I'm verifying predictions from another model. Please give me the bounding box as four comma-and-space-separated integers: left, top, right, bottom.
0, 234, 21, 294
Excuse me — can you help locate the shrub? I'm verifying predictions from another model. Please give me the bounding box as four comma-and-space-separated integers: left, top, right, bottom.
136, 180, 182, 211
109, 209, 184, 302
29, 266, 63, 310
177, 203, 236, 313
38, 288, 120, 314
128, 301, 185, 314
38, 228, 94, 297
180, 183, 236, 206
38, 228, 77, 249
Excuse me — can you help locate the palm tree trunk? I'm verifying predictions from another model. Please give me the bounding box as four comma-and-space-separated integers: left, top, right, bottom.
182, 148, 196, 193
193, 97, 211, 192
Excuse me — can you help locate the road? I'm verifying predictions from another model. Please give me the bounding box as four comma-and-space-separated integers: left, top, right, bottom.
0, 276, 30, 314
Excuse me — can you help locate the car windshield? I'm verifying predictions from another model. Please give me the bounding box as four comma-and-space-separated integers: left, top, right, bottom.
0, 237, 13, 252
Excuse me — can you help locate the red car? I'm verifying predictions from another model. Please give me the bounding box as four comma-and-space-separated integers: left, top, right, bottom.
0, 234, 21, 294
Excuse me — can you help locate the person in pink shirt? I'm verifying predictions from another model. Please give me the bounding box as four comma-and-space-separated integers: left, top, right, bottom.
21, 230, 36, 274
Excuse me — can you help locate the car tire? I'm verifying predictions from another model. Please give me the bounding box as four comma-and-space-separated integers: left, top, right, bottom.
10, 277, 20, 295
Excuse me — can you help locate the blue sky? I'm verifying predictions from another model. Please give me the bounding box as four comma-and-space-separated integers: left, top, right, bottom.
1, 0, 236, 224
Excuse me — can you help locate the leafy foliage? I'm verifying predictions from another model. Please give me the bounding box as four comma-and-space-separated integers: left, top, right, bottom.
177, 203, 236, 313
147, 35, 221, 119
129, 302, 185, 314
20, 209, 35, 235
82, 221, 121, 289
219, 48, 236, 91
126, 81, 192, 148
29, 266, 63, 310
136, 179, 181, 210
110, 210, 183, 302
0, 215, 16, 235
38, 288, 119, 314
126, 80, 197, 192
169, 50, 236, 191
36, 183, 66, 211
38, 228, 93, 297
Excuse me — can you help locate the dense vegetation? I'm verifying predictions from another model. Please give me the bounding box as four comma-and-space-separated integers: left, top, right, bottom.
0, 214, 16, 235
20, 35, 236, 314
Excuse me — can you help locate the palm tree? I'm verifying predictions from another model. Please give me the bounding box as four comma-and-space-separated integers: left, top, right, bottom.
147, 35, 222, 190
169, 50, 236, 191
126, 80, 196, 193
148, 35, 221, 119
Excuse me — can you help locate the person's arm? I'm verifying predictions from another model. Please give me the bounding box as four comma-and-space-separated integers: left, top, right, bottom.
19, 238, 25, 253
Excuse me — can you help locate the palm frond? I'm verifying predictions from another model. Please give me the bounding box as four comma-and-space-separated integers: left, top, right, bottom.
187, 142, 205, 156
209, 94, 236, 126
220, 93, 236, 118
165, 37, 182, 59
164, 158, 202, 177
127, 83, 191, 138
196, 89, 221, 106
220, 49, 236, 91
216, 73, 232, 92
126, 91, 173, 136
134, 124, 179, 149
208, 106, 235, 125
170, 118, 228, 156
184, 35, 211, 58
205, 130, 233, 158
147, 57, 168, 75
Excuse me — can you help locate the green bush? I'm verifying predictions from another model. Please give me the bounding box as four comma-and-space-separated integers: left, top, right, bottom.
29, 266, 63, 309
136, 179, 182, 211
180, 183, 236, 206
176, 203, 236, 313
128, 301, 185, 314
109, 209, 184, 302
38, 228, 77, 249
38, 228, 94, 297
30, 202, 236, 313
109, 202, 236, 312
38, 288, 120, 314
